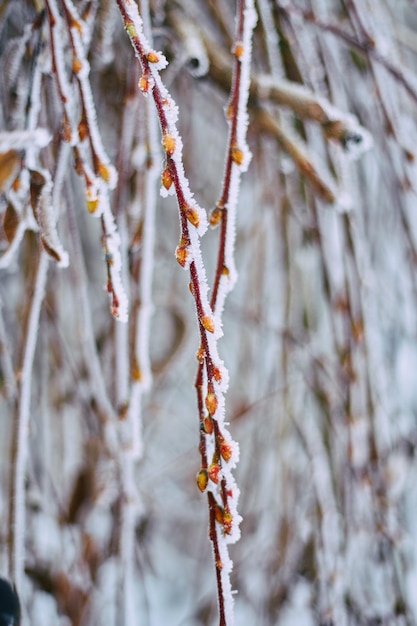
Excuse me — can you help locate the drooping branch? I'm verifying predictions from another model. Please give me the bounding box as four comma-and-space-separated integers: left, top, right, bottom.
114, 1, 256, 624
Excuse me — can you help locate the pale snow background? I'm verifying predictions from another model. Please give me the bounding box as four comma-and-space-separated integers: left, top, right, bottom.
1, 0, 417, 624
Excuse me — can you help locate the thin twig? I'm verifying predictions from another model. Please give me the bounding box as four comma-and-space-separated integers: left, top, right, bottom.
9, 251, 49, 591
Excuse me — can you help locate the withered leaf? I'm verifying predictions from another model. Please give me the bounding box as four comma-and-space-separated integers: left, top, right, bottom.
0, 150, 20, 193
41, 236, 62, 263
29, 168, 46, 215
3, 202, 19, 243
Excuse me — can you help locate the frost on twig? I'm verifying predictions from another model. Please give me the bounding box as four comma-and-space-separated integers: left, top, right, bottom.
115, 0, 256, 623
44, 0, 128, 321
0, 129, 51, 153
255, 75, 373, 158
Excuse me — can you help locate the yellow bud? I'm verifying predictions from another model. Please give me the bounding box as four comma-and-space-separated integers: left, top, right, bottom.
213, 367, 222, 383
87, 198, 99, 214
175, 244, 189, 267
209, 206, 223, 227
139, 74, 150, 94
196, 346, 205, 363
223, 510, 233, 535
161, 167, 173, 190
126, 22, 136, 39
220, 442, 233, 463
98, 162, 111, 184
205, 392, 218, 416
203, 415, 213, 435
71, 19, 82, 35
231, 145, 244, 166
214, 504, 224, 524
234, 41, 244, 59
147, 51, 160, 63
131, 357, 141, 382
78, 120, 88, 142
162, 133, 176, 157
196, 469, 208, 493
72, 57, 83, 75
201, 316, 215, 333
184, 205, 200, 228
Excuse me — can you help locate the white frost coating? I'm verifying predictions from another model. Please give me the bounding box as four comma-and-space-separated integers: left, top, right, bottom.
215, 3, 257, 322
0, 220, 27, 269
120, 1, 208, 242
25, 50, 44, 169
257, 74, 373, 159
31, 168, 69, 268
257, 0, 283, 77
97, 181, 129, 323
119, 3, 255, 621
63, 0, 117, 188
46, 0, 76, 139
0, 129, 51, 152
128, 99, 160, 459
160, 181, 175, 197
11, 252, 49, 593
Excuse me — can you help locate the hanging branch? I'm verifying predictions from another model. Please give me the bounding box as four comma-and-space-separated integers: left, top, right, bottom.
8, 252, 49, 593
195, 2, 256, 624
114, 1, 256, 624
44, 0, 128, 321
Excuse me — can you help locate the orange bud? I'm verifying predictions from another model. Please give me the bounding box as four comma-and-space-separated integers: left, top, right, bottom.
161, 167, 173, 190
70, 19, 82, 35
205, 392, 218, 416
234, 41, 244, 59
213, 367, 222, 383
72, 57, 83, 75
98, 162, 111, 184
78, 120, 88, 142
222, 265, 230, 276
208, 462, 221, 484
175, 244, 189, 267
131, 357, 141, 382
162, 133, 176, 156
201, 316, 215, 334
147, 51, 160, 63
214, 504, 224, 524
226, 103, 233, 121
184, 205, 200, 228
197, 469, 208, 493
139, 73, 151, 94
223, 510, 233, 535
231, 145, 244, 166
203, 415, 213, 435
209, 206, 223, 227
216, 559, 223, 570
196, 346, 205, 363
220, 442, 233, 463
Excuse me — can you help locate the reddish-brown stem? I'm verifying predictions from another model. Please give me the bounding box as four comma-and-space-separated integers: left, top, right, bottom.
208, 491, 226, 626
211, 0, 244, 310
114, 3, 251, 623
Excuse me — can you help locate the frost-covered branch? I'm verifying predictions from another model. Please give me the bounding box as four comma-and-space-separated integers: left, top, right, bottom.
115, 1, 255, 623
44, 0, 128, 321
9, 252, 49, 592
